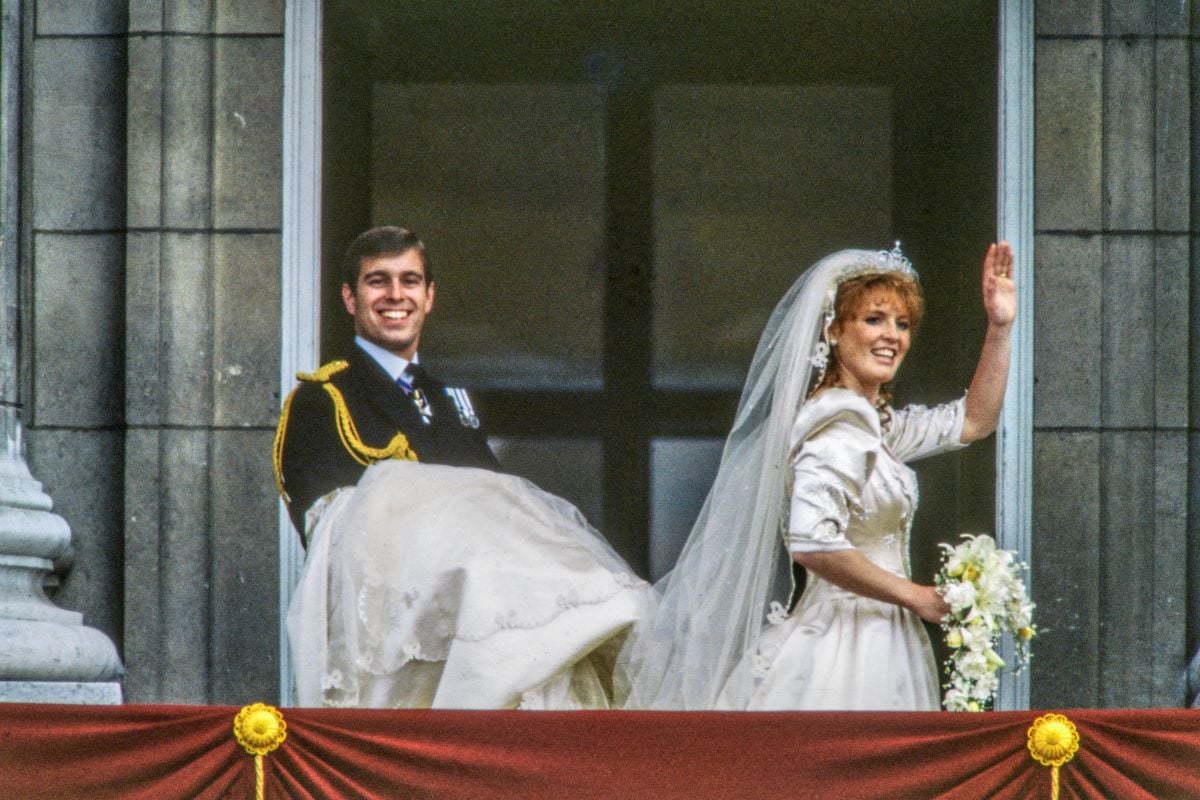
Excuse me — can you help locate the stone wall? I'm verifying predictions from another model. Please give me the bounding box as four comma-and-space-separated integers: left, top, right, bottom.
22, 0, 284, 704
1032, 1, 1198, 707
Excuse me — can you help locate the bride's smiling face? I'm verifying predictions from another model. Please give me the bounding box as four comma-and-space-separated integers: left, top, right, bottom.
830, 290, 912, 401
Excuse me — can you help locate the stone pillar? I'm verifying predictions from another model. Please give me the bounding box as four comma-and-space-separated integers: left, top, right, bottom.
1032, 1, 1194, 708
0, 0, 121, 703
122, 2, 284, 703
0, 408, 122, 701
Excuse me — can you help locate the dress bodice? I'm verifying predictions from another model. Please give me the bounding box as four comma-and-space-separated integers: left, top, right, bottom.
784, 388, 965, 581
843, 448, 916, 576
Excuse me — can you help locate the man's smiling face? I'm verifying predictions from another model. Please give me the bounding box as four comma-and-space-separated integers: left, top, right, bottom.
341, 249, 436, 360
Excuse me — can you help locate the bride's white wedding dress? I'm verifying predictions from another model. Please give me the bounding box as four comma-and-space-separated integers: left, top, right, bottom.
287, 460, 650, 709
726, 388, 965, 710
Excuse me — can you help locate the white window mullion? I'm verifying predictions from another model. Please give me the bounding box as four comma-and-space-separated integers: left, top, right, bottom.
279, 0, 323, 706
995, 0, 1035, 712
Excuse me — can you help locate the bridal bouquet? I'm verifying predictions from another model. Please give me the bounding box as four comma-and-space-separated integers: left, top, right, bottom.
935, 534, 1035, 712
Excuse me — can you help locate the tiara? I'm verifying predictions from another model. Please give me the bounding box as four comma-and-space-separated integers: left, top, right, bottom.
844, 241, 917, 279
810, 242, 917, 375
873, 241, 915, 274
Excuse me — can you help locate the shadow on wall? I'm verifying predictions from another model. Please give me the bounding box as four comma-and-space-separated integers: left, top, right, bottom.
1189, 648, 1200, 708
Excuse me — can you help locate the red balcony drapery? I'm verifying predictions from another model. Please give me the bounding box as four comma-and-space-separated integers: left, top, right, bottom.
0, 704, 1195, 799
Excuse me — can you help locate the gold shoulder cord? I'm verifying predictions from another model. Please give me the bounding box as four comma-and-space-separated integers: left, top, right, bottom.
272, 360, 418, 501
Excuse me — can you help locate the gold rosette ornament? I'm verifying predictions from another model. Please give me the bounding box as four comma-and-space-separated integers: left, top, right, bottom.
234, 703, 288, 800
1027, 713, 1080, 800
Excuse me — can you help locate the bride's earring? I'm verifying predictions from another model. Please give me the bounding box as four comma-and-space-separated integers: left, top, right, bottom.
829, 338, 838, 347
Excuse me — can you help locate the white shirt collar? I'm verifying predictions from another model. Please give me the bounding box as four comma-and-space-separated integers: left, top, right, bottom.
354, 336, 418, 382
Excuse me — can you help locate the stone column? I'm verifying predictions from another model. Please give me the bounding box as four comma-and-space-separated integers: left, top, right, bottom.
0, 409, 123, 701
0, 0, 121, 703
122, 2, 284, 703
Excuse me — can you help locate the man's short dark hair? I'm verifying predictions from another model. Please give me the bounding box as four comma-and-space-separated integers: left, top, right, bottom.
342, 226, 432, 287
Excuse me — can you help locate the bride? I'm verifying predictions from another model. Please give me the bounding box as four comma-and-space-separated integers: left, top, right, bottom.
287, 460, 651, 709
616, 242, 1015, 710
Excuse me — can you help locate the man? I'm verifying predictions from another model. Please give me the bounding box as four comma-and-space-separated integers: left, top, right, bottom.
273, 226, 499, 541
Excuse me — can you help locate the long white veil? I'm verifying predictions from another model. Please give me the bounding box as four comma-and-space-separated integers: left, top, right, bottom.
617, 246, 917, 709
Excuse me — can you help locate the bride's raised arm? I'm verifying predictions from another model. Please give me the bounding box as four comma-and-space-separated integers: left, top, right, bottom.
960, 241, 1016, 444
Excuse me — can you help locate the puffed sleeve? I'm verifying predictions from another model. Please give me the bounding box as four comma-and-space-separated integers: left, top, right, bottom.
785, 390, 881, 554
885, 395, 967, 463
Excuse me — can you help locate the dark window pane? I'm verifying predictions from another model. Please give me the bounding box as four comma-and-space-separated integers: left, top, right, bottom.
372, 84, 606, 390
652, 85, 894, 390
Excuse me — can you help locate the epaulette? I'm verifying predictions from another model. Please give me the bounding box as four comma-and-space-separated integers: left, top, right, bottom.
272, 359, 416, 502
297, 359, 349, 383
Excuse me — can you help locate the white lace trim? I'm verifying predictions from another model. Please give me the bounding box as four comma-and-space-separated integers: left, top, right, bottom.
334, 568, 646, 682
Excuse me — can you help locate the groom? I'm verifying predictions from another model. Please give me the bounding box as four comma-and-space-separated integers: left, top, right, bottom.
274, 226, 500, 542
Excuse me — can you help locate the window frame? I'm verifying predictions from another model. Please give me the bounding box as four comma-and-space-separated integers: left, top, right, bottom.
279, 0, 1035, 709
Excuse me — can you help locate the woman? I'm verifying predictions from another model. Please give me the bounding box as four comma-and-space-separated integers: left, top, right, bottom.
616, 242, 1015, 710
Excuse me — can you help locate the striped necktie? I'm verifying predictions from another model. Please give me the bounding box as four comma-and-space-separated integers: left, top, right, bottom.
396, 364, 422, 395
399, 365, 433, 423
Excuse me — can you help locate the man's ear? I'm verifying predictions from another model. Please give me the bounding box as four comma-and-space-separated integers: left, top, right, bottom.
341, 283, 356, 315
425, 281, 436, 314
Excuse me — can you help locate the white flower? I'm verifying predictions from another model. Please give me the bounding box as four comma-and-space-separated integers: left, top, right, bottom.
766, 601, 788, 626
941, 581, 977, 613
955, 650, 992, 680
937, 533, 1036, 711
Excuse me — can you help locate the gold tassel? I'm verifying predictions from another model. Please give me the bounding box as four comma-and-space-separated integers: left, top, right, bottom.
233, 703, 287, 800
272, 360, 418, 502
1027, 713, 1079, 800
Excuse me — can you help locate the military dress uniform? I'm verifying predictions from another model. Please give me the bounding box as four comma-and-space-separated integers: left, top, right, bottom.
273, 343, 499, 542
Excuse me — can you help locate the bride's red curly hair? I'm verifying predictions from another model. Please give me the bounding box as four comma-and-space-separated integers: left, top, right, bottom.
812, 272, 925, 423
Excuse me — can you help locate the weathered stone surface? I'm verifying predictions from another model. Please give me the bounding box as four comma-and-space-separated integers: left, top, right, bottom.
1106, 0, 1156, 34
123, 428, 212, 703
1190, 434, 1200, 676
162, 36, 214, 227
164, 0, 215, 33
1033, 234, 1102, 428
160, 233, 214, 425
128, 0, 162, 32
1098, 432, 1157, 707
1155, 40, 1190, 231
31, 233, 124, 428
25, 428, 124, 645
36, 0, 127, 35
121, 428, 162, 702
214, 38, 283, 229
126, 36, 164, 228
1035, 40, 1102, 230
1151, 432, 1189, 704
1195, 45, 1200, 234
1193, 241, 1200, 428
209, 429, 278, 704
216, 0, 283, 34
31, 38, 125, 230
0, 681, 121, 704
1103, 38, 1155, 231
213, 234, 281, 427
1036, 0, 1102, 35
125, 232, 163, 426
1102, 236, 1155, 427
1031, 432, 1101, 709
1154, 236, 1189, 427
